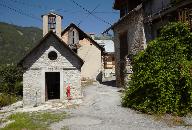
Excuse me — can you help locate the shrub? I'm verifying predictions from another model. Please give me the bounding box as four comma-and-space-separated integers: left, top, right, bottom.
0, 93, 19, 107
0, 65, 23, 96
122, 22, 192, 116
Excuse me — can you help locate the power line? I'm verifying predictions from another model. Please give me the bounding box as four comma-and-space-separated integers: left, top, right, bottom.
78, 4, 100, 26
7, 0, 67, 13
69, 0, 112, 26
0, 1, 41, 22
7, 0, 49, 11
60, 10, 118, 14
94, 11, 118, 14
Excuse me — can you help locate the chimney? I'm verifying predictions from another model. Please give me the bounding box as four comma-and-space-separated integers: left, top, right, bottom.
41, 12, 63, 37
89, 33, 95, 40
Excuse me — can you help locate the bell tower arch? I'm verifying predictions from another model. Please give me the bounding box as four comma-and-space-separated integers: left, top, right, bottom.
42, 12, 63, 37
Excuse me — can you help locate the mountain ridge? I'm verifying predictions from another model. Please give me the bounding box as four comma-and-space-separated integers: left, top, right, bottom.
0, 22, 42, 65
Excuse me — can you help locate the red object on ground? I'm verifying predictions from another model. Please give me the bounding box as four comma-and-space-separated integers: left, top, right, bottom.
66, 84, 71, 100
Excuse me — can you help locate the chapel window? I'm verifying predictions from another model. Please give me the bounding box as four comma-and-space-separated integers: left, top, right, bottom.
48, 51, 57, 60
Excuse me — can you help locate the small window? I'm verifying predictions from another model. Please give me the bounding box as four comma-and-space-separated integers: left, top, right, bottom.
112, 56, 115, 61
72, 31, 75, 44
48, 51, 57, 60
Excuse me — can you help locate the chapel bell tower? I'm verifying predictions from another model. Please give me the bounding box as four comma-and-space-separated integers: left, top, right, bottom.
42, 12, 63, 37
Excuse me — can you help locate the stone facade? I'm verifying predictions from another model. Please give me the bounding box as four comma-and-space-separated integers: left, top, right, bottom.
21, 33, 83, 107
113, 5, 147, 87
110, 0, 192, 88
61, 24, 103, 81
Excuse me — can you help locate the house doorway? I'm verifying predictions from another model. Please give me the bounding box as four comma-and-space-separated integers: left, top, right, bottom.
119, 31, 128, 86
45, 72, 60, 100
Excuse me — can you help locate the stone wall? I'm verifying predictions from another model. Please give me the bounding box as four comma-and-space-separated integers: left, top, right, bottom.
22, 34, 82, 106
113, 5, 146, 87
78, 38, 102, 81
61, 31, 68, 44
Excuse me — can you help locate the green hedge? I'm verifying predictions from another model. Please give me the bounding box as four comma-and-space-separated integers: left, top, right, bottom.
122, 22, 192, 116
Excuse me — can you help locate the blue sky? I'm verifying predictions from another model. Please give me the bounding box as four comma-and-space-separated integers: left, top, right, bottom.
0, 0, 119, 35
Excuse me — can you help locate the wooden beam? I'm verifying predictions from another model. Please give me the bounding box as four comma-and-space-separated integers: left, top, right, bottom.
144, 0, 192, 23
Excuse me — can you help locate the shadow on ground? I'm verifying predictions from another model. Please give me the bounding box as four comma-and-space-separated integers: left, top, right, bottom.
101, 80, 116, 87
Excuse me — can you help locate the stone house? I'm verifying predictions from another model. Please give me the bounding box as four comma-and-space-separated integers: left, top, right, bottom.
61, 23, 104, 81
104, 0, 147, 87
103, 0, 192, 87
96, 40, 115, 78
19, 13, 84, 106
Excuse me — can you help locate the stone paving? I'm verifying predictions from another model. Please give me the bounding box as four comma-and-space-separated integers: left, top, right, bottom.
1, 81, 192, 130
50, 82, 192, 130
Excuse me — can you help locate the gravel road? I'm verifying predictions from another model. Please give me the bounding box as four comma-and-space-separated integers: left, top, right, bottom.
50, 81, 191, 130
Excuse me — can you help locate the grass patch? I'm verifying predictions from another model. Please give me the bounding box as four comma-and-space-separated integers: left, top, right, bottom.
0, 93, 21, 107
2, 111, 67, 130
0, 111, 6, 114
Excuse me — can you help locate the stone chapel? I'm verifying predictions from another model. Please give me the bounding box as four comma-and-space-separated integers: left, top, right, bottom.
19, 13, 84, 106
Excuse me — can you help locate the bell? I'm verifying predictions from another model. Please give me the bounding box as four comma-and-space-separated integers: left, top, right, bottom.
50, 24, 55, 29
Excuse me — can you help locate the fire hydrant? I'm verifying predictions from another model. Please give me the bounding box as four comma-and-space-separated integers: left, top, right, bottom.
66, 84, 71, 100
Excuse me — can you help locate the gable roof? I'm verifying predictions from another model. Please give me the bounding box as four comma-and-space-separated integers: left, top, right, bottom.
18, 31, 84, 66
61, 23, 104, 52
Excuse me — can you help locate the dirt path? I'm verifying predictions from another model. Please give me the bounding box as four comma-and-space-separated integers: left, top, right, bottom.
50, 82, 190, 130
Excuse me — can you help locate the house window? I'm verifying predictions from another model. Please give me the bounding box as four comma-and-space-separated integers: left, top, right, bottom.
112, 56, 115, 61
48, 15, 56, 32
72, 30, 75, 44
48, 51, 57, 60
178, 8, 192, 31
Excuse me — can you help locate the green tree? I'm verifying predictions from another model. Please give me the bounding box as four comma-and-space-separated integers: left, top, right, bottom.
0, 65, 23, 96
122, 22, 192, 116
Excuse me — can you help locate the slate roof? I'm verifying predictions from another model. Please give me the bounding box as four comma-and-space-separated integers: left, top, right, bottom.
95, 40, 114, 53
